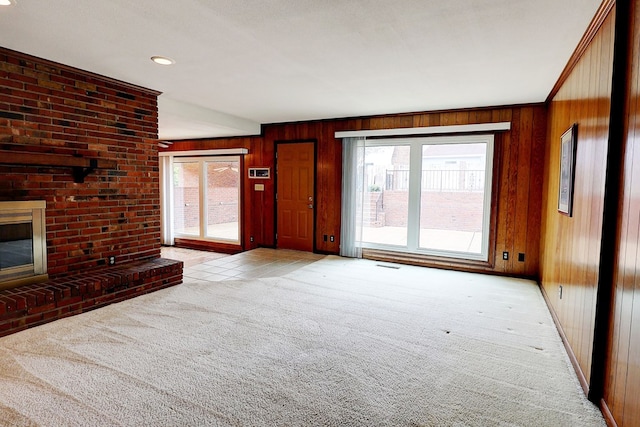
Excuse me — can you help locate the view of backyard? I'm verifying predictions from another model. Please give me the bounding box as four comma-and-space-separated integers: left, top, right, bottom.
360, 142, 489, 256
172, 158, 241, 243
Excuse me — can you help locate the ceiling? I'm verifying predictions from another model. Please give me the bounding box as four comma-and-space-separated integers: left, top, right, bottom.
0, 0, 602, 140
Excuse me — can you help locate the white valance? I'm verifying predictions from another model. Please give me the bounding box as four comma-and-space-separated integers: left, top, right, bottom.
335, 122, 510, 139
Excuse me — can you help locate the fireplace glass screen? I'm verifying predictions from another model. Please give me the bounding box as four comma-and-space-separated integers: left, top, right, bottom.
0, 201, 47, 289
0, 222, 34, 269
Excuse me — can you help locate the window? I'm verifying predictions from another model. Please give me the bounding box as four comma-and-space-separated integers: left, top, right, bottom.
172, 156, 241, 244
205, 160, 240, 242
358, 135, 494, 261
362, 145, 410, 247
418, 141, 490, 255
173, 160, 200, 236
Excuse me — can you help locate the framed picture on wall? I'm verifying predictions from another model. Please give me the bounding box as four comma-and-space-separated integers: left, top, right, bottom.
558, 124, 578, 216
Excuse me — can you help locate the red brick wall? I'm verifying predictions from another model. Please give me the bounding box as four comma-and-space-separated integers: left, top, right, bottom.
173, 187, 238, 230
381, 191, 485, 231
172, 162, 240, 231
0, 48, 161, 277
207, 187, 239, 225
420, 192, 484, 231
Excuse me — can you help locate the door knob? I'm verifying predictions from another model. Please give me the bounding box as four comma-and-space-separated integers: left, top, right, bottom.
308, 204, 313, 209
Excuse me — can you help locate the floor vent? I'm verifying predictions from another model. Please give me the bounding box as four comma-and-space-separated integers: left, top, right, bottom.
376, 264, 400, 269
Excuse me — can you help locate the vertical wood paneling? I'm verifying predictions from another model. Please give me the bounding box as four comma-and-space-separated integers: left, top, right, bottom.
163, 104, 546, 277
515, 108, 533, 276
505, 108, 521, 274
579, 32, 596, 381
494, 109, 511, 274
604, 1, 640, 424
527, 107, 547, 276
540, 10, 614, 391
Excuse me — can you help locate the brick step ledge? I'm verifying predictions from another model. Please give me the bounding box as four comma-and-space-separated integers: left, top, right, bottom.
0, 258, 183, 338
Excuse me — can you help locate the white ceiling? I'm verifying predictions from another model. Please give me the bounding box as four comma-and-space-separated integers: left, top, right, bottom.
0, 0, 602, 140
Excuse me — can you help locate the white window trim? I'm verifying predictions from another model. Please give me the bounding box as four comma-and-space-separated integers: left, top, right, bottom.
160, 155, 174, 245
361, 134, 494, 262
165, 155, 242, 245
159, 148, 248, 157
335, 122, 510, 139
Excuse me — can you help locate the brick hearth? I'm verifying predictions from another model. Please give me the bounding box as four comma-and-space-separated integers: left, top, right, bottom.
0, 258, 183, 337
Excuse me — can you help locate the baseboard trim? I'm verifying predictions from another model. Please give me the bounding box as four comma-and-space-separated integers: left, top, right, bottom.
600, 398, 617, 427
539, 284, 590, 396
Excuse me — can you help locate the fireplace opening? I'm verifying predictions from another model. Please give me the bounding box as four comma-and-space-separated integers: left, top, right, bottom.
0, 201, 47, 290
0, 222, 34, 268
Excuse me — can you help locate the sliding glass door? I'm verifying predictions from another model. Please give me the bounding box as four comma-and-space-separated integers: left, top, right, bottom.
172, 156, 240, 244
205, 160, 240, 242
359, 135, 494, 261
418, 142, 490, 256
173, 160, 201, 236
361, 145, 410, 247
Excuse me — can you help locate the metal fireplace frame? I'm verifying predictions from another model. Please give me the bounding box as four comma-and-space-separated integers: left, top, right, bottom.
0, 201, 48, 290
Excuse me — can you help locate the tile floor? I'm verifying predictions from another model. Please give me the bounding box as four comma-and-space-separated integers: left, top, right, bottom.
161, 247, 325, 282
161, 246, 229, 268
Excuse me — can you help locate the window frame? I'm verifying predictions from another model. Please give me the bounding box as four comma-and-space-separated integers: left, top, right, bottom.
172, 155, 241, 245
361, 134, 495, 262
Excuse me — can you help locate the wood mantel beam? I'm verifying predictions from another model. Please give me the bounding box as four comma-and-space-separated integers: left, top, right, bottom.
0, 151, 118, 183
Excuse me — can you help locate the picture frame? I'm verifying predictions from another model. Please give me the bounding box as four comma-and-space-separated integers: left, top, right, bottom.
558, 124, 578, 216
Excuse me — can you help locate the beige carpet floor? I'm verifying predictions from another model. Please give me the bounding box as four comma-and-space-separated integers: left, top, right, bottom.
0, 254, 605, 426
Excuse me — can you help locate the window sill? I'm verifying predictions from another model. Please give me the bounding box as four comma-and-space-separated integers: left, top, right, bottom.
174, 238, 243, 255
362, 248, 495, 274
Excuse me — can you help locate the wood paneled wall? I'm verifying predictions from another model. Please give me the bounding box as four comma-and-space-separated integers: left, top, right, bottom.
540, 8, 614, 390
604, 0, 640, 424
163, 104, 546, 277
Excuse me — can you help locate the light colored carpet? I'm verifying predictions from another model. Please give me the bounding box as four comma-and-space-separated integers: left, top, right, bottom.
0, 255, 605, 426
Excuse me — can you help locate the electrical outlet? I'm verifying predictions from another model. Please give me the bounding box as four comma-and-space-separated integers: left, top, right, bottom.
502, 251, 509, 260
518, 253, 525, 262
330, 235, 335, 242
108, 256, 115, 265
250, 236, 254, 242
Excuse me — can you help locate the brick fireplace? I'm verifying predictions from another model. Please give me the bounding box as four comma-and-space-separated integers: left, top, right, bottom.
0, 47, 183, 336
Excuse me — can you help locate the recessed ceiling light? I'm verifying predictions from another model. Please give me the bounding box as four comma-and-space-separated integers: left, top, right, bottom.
0, 0, 15, 6
151, 56, 175, 66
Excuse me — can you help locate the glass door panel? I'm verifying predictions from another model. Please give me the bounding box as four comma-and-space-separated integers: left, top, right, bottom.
173, 161, 200, 236
206, 159, 240, 242
361, 145, 410, 247
419, 143, 487, 255
0, 222, 33, 269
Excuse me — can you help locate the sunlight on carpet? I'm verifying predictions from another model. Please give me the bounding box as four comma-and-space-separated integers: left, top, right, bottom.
0, 255, 605, 426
